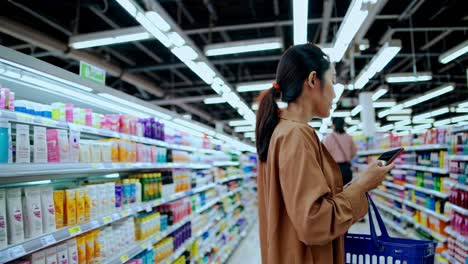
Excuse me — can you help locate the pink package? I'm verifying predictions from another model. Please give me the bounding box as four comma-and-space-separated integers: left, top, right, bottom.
151, 146, 157, 162
65, 103, 74, 123
129, 117, 137, 136
107, 114, 120, 132
136, 144, 144, 162
8, 92, 15, 110
0, 88, 10, 109
84, 109, 93, 126
0, 89, 5, 109
119, 115, 130, 134
46, 129, 60, 162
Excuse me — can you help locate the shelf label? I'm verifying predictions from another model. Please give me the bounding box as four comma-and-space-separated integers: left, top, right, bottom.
121, 209, 129, 217
8, 245, 26, 259
102, 216, 112, 224
16, 113, 34, 122
141, 242, 147, 249
145, 205, 152, 213
40, 234, 56, 247
80, 61, 106, 84
40, 118, 58, 126
68, 226, 82, 236
120, 254, 129, 263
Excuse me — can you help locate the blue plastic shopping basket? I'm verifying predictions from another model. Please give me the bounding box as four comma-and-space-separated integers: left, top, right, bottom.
345, 194, 437, 264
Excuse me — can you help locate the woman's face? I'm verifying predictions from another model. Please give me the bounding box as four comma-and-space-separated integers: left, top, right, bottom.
311, 65, 336, 118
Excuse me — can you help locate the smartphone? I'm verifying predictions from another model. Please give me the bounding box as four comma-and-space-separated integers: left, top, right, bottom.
377, 148, 405, 165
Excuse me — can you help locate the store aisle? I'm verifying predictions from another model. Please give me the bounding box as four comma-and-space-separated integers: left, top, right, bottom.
227, 221, 261, 264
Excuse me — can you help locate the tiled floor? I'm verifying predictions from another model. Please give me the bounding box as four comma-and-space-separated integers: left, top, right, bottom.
226, 215, 400, 264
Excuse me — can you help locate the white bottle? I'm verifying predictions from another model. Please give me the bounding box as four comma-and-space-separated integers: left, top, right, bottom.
6, 188, 24, 244
23, 187, 43, 238
0, 189, 7, 249
33, 126, 48, 163
15, 124, 31, 163
66, 238, 79, 264
40, 186, 56, 233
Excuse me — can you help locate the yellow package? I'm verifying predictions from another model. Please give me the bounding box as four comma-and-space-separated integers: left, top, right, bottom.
108, 139, 119, 162
93, 230, 102, 260
85, 233, 95, 264
65, 189, 77, 226
77, 235, 87, 264
76, 188, 86, 224
84, 188, 91, 222
118, 140, 128, 162
53, 190, 65, 229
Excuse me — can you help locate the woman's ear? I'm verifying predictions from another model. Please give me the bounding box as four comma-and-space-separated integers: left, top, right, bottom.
307, 71, 317, 89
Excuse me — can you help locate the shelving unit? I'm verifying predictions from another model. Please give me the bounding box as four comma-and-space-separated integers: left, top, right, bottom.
401, 215, 447, 242
405, 183, 449, 199
382, 181, 405, 191
446, 202, 468, 216
374, 201, 403, 218
357, 144, 448, 156
371, 189, 404, 203
396, 164, 449, 174
403, 201, 450, 222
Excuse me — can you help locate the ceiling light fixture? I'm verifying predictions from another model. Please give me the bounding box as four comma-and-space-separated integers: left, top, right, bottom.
385, 72, 433, 83
413, 107, 450, 121
439, 39, 468, 64
293, 0, 309, 45
372, 86, 388, 100
332, 111, 351, 117
387, 115, 410, 121
351, 105, 362, 116
433, 118, 452, 127
203, 97, 226, 104
412, 123, 432, 133
373, 100, 396, 108
136, 12, 171, 47
333, 84, 345, 103
236, 80, 274, 92
98, 93, 172, 119
69, 28, 151, 49
354, 40, 401, 89
244, 132, 255, 138
330, 0, 373, 62
452, 115, 468, 123
234, 126, 255, 133
412, 118, 434, 124
204, 38, 283, 56
173, 118, 216, 136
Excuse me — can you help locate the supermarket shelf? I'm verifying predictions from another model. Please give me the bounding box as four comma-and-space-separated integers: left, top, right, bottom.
0, 162, 212, 177
449, 155, 468, 161
401, 215, 447, 242
242, 162, 256, 167
195, 198, 221, 215
106, 215, 193, 264
449, 173, 466, 181
446, 202, 468, 216
217, 174, 245, 184
440, 251, 462, 264
374, 201, 403, 218
226, 201, 243, 214
0, 109, 224, 155
403, 201, 450, 222
396, 164, 449, 174
451, 125, 468, 133
404, 184, 449, 199
213, 161, 240, 167
0, 180, 219, 263
159, 236, 196, 264
390, 169, 407, 175
445, 227, 468, 246
371, 189, 404, 203
382, 181, 406, 191
357, 144, 448, 156
381, 215, 407, 236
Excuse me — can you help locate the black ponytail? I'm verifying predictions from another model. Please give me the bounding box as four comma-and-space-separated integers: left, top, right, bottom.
255, 43, 330, 162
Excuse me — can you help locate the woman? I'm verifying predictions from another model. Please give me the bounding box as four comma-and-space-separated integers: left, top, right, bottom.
255, 44, 394, 264
323, 117, 358, 185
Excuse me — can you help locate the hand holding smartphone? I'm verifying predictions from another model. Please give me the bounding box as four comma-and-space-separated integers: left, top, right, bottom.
377, 148, 404, 166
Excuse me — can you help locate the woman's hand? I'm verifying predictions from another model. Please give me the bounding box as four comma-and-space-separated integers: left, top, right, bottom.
355, 160, 395, 192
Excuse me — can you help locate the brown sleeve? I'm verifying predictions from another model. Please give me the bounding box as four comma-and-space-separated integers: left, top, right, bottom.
277, 127, 368, 246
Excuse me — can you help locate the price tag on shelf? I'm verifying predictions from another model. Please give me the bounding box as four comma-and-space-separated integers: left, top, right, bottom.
121, 209, 129, 217
102, 216, 112, 224
40, 118, 58, 127
120, 254, 129, 263
40, 234, 56, 247
8, 245, 26, 259
141, 242, 147, 250
16, 113, 34, 123
68, 226, 82, 236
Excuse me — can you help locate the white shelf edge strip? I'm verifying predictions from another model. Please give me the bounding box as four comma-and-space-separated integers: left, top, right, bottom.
403, 201, 450, 222
374, 201, 403, 218
382, 181, 406, 191
447, 202, 468, 216
401, 215, 447, 242
358, 144, 448, 156
396, 164, 449, 174
404, 183, 449, 199
380, 215, 406, 235
444, 227, 468, 246
371, 189, 404, 203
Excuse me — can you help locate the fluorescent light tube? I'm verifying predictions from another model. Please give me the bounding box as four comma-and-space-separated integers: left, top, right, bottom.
385, 72, 432, 83
354, 40, 401, 89
434, 118, 452, 127
412, 118, 434, 124
222, 91, 241, 108
98, 93, 172, 119
351, 105, 362, 116
104, 173, 120, 178
373, 100, 396, 108
372, 86, 388, 100
170, 46, 199, 62
347, 125, 358, 133
331, 0, 370, 61
173, 118, 216, 136
203, 97, 226, 104
165, 121, 204, 137
439, 39, 468, 64
136, 12, 171, 47
234, 126, 255, 133
413, 107, 450, 120
387, 115, 410, 121
236, 80, 273, 92
115, 0, 138, 17
452, 115, 468, 123
229, 120, 252, 127
345, 118, 360, 125
459, 101, 468, 108
332, 111, 351, 117
333, 84, 345, 103
244, 132, 255, 138
395, 120, 411, 127
167, 32, 185, 47
145, 11, 171, 32
293, 0, 308, 45
455, 108, 468, 113
412, 123, 432, 132
185, 60, 215, 84
380, 124, 394, 131
70, 31, 151, 49
308, 121, 322, 127
205, 38, 283, 56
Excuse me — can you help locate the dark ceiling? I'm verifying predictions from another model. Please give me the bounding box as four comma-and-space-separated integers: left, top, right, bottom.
0, 0, 467, 139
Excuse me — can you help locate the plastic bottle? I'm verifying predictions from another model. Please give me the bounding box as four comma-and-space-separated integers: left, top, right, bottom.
0, 119, 9, 163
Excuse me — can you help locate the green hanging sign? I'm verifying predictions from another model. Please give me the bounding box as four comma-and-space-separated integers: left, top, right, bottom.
80, 61, 106, 84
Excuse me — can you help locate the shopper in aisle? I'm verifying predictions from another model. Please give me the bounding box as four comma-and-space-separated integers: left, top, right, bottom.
255, 43, 395, 264
323, 117, 357, 185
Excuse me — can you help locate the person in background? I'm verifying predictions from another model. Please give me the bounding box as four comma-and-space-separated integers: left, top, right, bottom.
255, 43, 394, 264
323, 117, 358, 186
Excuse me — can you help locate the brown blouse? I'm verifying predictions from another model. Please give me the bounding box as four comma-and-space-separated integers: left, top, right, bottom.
257, 118, 368, 264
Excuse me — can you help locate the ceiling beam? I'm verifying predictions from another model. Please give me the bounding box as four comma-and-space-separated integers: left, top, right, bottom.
420, 30, 452, 50
319, 0, 334, 44
379, 26, 468, 45
355, 0, 388, 43
153, 95, 219, 105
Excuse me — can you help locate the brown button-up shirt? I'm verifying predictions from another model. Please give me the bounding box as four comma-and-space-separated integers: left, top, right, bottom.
258, 118, 368, 264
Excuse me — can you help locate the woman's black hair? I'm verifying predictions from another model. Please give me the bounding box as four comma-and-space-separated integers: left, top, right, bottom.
332, 117, 346, 134
255, 43, 331, 162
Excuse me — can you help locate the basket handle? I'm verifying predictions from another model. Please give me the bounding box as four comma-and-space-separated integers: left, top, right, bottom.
366, 193, 390, 243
